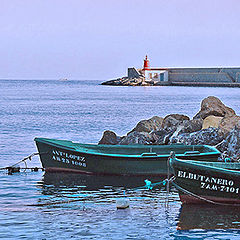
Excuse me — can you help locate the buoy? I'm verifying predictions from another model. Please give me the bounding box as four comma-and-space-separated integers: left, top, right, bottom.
144, 179, 153, 190
116, 198, 130, 209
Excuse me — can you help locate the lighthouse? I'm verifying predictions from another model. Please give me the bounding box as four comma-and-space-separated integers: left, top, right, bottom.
127, 55, 167, 82
142, 55, 168, 82
143, 55, 150, 70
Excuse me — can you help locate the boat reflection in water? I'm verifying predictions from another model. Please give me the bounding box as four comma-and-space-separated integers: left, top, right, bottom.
177, 204, 240, 230
42, 172, 164, 191
39, 172, 166, 204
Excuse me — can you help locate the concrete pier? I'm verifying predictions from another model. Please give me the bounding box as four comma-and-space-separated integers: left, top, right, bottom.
102, 56, 240, 87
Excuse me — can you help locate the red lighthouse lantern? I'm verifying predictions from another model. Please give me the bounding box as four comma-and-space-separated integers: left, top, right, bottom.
143, 55, 150, 70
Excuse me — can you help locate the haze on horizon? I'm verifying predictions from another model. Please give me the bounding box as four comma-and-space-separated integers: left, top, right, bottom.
0, 0, 239, 80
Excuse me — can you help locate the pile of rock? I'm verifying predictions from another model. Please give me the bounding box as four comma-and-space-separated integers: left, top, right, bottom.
99, 96, 240, 161
101, 77, 160, 86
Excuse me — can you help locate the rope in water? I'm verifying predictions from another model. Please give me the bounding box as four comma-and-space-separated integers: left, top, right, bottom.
28, 156, 176, 207
11, 152, 39, 167
28, 196, 93, 207
12, 151, 240, 207
27, 177, 173, 207
0, 152, 45, 173
172, 181, 240, 207
0, 152, 39, 170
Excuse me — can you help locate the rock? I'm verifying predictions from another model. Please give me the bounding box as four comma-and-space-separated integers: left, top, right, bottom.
119, 131, 153, 145
215, 139, 228, 156
142, 82, 150, 86
138, 118, 203, 145
150, 119, 202, 145
152, 129, 174, 145
178, 119, 203, 134
98, 96, 239, 161
219, 115, 240, 136
101, 77, 155, 86
193, 96, 240, 135
193, 96, 235, 120
98, 130, 122, 145
101, 79, 122, 86
170, 127, 224, 146
161, 114, 190, 130
129, 116, 163, 134
202, 115, 223, 129
216, 126, 240, 161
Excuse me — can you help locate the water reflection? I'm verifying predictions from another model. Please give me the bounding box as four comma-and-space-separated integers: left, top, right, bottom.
36, 172, 167, 206
41, 172, 165, 192
177, 204, 240, 230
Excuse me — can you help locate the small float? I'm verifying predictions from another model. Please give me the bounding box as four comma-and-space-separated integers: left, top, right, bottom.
35, 137, 220, 176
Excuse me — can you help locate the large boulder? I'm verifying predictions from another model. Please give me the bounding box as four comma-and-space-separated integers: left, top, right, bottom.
178, 119, 203, 134
119, 131, 153, 145
218, 115, 240, 136
139, 118, 203, 145
193, 96, 235, 120
170, 127, 224, 146
153, 129, 175, 145
216, 127, 240, 161
98, 96, 239, 156
202, 115, 223, 129
194, 97, 240, 135
152, 119, 203, 145
161, 114, 190, 130
98, 130, 122, 145
129, 116, 163, 134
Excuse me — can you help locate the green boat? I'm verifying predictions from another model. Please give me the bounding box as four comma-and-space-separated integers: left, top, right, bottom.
170, 157, 240, 205
35, 137, 220, 176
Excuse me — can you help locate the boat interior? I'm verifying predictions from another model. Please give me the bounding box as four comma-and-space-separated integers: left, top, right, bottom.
185, 160, 240, 170
36, 138, 219, 156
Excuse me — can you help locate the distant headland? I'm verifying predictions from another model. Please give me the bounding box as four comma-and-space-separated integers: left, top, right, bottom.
102, 56, 240, 87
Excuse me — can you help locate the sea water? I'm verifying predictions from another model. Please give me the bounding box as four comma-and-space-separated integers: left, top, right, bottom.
1, 79, 240, 239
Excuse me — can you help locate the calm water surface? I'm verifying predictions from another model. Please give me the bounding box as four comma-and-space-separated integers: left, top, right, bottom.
1, 79, 240, 239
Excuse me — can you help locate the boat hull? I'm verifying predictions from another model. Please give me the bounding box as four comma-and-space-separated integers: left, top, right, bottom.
170, 158, 240, 204
35, 138, 220, 176
36, 140, 171, 176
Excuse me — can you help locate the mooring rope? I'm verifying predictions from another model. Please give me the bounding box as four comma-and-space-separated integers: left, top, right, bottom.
11, 152, 39, 167
0, 153, 44, 174
165, 157, 171, 207
28, 196, 92, 207
27, 177, 173, 207
27, 154, 176, 207
0, 152, 47, 172
0, 152, 39, 170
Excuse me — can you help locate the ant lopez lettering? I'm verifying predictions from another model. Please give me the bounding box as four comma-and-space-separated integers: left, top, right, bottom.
177, 170, 239, 194
52, 149, 86, 167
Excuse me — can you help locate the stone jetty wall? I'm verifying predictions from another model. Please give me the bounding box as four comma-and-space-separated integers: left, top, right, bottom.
99, 96, 240, 161
168, 67, 240, 83
101, 67, 240, 87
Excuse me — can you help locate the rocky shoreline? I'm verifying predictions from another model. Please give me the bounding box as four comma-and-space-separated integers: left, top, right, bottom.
99, 96, 240, 161
101, 77, 163, 86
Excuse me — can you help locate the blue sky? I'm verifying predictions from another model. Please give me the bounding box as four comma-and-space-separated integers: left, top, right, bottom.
0, 0, 239, 80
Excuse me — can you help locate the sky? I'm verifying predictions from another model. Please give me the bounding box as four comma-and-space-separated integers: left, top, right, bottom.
0, 0, 240, 80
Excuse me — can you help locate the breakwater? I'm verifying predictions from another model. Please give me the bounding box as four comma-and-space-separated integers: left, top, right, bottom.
169, 82, 240, 88
102, 66, 240, 87
99, 96, 240, 161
